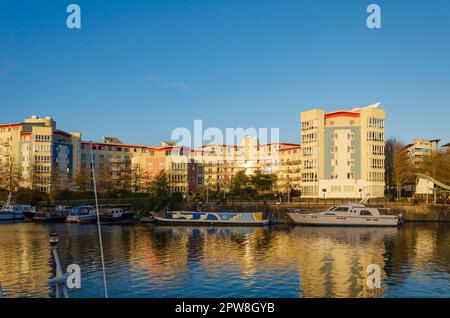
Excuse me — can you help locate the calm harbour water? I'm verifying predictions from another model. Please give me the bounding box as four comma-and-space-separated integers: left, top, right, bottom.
0, 222, 448, 298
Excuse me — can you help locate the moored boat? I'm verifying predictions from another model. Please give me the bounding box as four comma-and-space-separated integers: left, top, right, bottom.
66, 205, 97, 224
0, 193, 32, 221
32, 206, 71, 223
154, 211, 270, 226
287, 202, 401, 227
99, 208, 135, 224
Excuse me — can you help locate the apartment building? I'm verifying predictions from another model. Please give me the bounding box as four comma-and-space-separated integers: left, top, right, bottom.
81, 138, 200, 194
1, 116, 300, 195
0, 116, 80, 193
190, 137, 302, 193
257, 142, 301, 192
191, 144, 244, 191
406, 138, 440, 168
277, 145, 302, 193
300, 103, 385, 198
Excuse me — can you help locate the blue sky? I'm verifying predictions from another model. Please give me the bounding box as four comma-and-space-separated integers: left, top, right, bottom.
0, 0, 449, 145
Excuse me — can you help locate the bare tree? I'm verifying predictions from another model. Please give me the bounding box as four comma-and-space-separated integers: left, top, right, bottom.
75, 167, 90, 191
131, 164, 144, 193
97, 161, 113, 191
391, 141, 414, 200
0, 158, 21, 192
384, 138, 396, 190
418, 148, 450, 184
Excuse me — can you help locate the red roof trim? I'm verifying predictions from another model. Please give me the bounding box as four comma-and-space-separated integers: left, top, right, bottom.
325, 111, 360, 119
280, 146, 302, 152
81, 141, 184, 152
199, 144, 242, 149
258, 142, 300, 148
0, 123, 22, 129
82, 141, 153, 150
54, 130, 72, 138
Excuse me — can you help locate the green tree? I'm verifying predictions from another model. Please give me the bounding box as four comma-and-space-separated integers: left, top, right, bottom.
232, 170, 250, 195
144, 171, 172, 215
250, 170, 277, 194
150, 171, 171, 200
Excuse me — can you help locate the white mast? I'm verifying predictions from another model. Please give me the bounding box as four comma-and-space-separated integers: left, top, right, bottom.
90, 142, 109, 298
6, 193, 12, 205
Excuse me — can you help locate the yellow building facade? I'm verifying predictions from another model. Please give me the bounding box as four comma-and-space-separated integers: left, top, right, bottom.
300, 103, 385, 198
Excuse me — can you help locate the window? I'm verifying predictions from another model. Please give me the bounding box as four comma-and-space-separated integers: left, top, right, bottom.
334, 207, 349, 212
360, 210, 372, 216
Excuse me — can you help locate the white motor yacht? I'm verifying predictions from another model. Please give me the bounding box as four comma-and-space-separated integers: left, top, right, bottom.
287, 202, 402, 227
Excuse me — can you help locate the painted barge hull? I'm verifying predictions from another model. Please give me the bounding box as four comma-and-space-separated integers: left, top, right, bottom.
154, 211, 270, 226
154, 216, 270, 226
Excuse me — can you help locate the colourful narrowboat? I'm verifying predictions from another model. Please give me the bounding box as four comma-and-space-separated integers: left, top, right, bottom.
153, 211, 270, 226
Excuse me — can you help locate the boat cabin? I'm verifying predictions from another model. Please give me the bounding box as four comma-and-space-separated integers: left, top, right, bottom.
100, 208, 123, 217
322, 203, 383, 217
69, 205, 96, 216
1, 205, 32, 213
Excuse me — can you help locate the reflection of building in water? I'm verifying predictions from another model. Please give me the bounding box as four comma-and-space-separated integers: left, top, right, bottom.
129, 226, 399, 297
390, 224, 448, 272
288, 227, 396, 297
413, 230, 437, 266
0, 224, 52, 297
128, 226, 191, 282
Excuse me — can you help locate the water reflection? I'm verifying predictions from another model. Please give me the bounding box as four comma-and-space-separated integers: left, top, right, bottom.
0, 222, 448, 298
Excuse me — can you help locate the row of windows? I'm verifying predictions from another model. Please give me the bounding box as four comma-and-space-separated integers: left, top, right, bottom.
35, 155, 51, 163
35, 165, 51, 173
301, 120, 319, 131
302, 146, 319, 157
303, 159, 318, 169
81, 144, 156, 155
171, 162, 188, 170
301, 172, 318, 182
369, 144, 384, 156
368, 117, 384, 129
370, 158, 385, 169
170, 174, 187, 182
171, 186, 187, 193
302, 132, 319, 144
0, 137, 13, 143
36, 176, 51, 184
367, 131, 384, 142
0, 127, 19, 133
35, 135, 51, 142
34, 144, 51, 153
368, 171, 385, 182
301, 185, 318, 196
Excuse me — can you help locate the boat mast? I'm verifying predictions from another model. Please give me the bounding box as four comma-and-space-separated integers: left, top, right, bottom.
6, 192, 12, 205
90, 142, 109, 298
